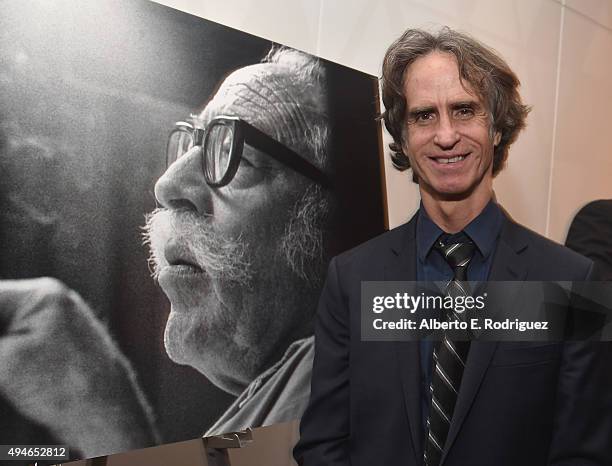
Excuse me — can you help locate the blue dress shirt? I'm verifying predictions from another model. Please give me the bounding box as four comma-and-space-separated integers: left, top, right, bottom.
416, 200, 505, 432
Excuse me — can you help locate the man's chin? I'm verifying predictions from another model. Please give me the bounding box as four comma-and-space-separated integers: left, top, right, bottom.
163, 311, 194, 365
163, 313, 248, 395
158, 265, 213, 312
163, 311, 215, 375
421, 178, 484, 202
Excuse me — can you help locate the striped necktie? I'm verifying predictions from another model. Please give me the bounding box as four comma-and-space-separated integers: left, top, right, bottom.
424, 233, 476, 466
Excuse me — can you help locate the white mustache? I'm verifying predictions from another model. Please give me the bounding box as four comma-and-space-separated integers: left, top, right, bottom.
142, 208, 251, 284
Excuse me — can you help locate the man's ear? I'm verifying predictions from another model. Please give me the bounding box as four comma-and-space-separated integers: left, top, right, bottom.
493, 130, 501, 146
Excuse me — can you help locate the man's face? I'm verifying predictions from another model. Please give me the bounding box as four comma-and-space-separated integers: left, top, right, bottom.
144, 64, 318, 395
402, 51, 500, 200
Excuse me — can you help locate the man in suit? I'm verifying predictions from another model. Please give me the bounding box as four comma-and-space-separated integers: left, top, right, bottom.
294, 27, 612, 465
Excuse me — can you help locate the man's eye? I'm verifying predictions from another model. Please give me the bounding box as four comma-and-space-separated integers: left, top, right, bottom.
455, 107, 475, 119
229, 164, 264, 189
415, 112, 435, 124
239, 152, 275, 171
228, 155, 274, 189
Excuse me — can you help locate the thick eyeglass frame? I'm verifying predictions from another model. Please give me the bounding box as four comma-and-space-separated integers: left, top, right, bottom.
166, 115, 331, 188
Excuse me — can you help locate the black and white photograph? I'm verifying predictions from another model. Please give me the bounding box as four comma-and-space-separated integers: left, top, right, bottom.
0, 0, 385, 461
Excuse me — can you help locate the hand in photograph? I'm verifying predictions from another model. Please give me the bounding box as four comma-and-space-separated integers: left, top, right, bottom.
0, 278, 159, 457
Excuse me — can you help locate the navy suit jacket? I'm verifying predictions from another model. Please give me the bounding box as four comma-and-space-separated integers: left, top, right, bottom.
294, 212, 612, 465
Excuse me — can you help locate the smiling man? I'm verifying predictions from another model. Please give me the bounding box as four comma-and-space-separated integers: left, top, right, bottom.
295, 28, 612, 465
144, 47, 335, 434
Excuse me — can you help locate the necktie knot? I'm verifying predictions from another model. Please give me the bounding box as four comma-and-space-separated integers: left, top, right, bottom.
434, 233, 476, 279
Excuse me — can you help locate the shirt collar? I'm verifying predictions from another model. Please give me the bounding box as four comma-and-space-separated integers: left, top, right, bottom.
416, 207, 444, 262
416, 199, 504, 261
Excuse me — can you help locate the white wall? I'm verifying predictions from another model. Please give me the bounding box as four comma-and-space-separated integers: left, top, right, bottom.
154, 0, 612, 242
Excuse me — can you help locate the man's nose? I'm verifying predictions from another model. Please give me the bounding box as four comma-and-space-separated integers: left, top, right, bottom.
433, 114, 460, 149
154, 146, 213, 215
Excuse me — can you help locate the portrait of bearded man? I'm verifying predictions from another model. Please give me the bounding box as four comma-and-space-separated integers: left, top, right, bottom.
145, 46, 383, 434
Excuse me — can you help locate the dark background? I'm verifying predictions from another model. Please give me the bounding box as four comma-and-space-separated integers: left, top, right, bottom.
0, 0, 385, 459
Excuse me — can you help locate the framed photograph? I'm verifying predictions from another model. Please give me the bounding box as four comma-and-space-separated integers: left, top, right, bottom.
0, 0, 385, 460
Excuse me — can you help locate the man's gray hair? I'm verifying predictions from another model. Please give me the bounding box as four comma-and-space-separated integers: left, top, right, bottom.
280, 183, 331, 286
262, 47, 333, 285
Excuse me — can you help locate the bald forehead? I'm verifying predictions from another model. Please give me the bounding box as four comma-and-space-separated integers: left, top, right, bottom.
199, 63, 324, 147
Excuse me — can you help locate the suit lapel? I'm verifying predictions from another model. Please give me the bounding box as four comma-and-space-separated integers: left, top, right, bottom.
487, 220, 530, 282
385, 216, 423, 464
441, 218, 530, 464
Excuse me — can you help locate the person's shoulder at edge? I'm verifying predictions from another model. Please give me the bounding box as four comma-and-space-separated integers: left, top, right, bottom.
574, 199, 612, 218
501, 211, 595, 280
